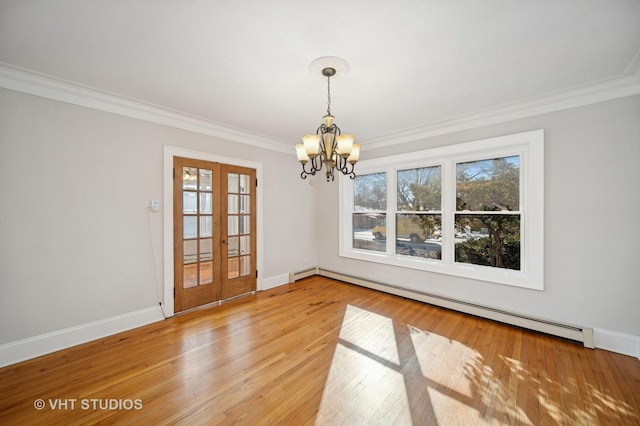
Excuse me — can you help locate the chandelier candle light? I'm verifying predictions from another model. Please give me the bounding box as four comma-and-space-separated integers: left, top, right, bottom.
296, 58, 360, 181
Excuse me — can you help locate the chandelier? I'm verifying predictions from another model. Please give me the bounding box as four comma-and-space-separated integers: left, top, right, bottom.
295, 60, 360, 181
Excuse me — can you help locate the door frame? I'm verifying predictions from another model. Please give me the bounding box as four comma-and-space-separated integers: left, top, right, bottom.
163, 145, 264, 317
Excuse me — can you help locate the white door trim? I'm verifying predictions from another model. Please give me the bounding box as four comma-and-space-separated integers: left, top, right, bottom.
163, 146, 264, 317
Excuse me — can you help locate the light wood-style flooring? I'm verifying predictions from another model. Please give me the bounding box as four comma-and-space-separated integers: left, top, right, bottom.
1, 276, 639, 425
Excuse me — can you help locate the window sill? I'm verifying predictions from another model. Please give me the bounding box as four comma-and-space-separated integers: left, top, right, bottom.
340, 248, 542, 290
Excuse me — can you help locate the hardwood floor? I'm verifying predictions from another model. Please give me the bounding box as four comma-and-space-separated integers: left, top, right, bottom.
1, 276, 639, 425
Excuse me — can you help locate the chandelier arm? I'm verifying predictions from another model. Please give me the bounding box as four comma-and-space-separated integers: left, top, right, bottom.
313, 153, 324, 173
300, 160, 313, 179
334, 153, 343, 172
337, 154, 348, 172
346, 161, 356, 179
312, 151, 323, 169
335, 156, 356, 180
332, 126, 341, 159
305, 156, 321, 177
300, 161, 312, 179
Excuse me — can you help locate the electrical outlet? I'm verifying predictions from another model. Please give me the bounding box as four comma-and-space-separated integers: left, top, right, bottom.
149, 199, 160, 212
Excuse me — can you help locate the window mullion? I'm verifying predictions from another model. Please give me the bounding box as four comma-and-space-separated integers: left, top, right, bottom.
387, 168, 397, 254
441, 159, 455, 264
342, 175, 354, 254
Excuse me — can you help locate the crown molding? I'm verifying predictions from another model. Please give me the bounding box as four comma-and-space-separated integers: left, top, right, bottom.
2, 63, 639, 154
363, 73, 640, 150
0, 63, 293, 154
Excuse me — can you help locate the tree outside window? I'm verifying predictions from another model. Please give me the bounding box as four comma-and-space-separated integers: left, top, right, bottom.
396, 166, 442, 259
455, 156, 520, 270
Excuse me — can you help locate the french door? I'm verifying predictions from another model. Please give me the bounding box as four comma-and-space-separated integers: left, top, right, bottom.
173, 157, 256, 312
221, 165, 257, 299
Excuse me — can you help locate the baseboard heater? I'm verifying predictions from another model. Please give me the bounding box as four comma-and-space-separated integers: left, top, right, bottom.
289, 267, 595, 348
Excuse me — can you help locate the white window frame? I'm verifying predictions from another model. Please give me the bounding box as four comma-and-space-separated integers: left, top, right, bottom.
339, 130, 544, 290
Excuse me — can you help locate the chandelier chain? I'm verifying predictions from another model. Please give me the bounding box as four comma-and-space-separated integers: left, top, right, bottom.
326, 75, 331, 117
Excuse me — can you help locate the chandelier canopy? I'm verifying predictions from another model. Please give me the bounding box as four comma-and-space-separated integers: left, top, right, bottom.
295, 60, 360, 181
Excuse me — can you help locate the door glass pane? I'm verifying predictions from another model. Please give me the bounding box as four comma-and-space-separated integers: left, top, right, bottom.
228, 173, 239, 193
228, 236, 239, 257
240, 235, 250, 255
183, 264, 197, 288
184, 216, 197, 239
183, 240, 197, 264
183, 192, 197, 213
182, 167, 198, 190
199, 239, 212, 261
228, 258, 239, 279
239, 215, 250, 234
199, 193, 212, 214
199, 216, 212, 237
240, 174, 250, 193
240, 256, 251, 276
240, 195, 250, 214
199, 261, 213, 284
228, 195, 239, 214
180, 163, 256, 299
228, 216, 239, 236
199, 169, 212, 191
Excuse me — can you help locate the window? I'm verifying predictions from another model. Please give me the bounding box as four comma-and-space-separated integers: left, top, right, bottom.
455, 156, 520, 270
353, 172, 386, 253
396, 165, 442, 259
340, 130, 544, 290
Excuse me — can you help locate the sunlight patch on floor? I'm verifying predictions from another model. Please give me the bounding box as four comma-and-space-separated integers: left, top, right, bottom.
338, 304, 400, 366
316, 305, 410, 424
316, 342, 411, 424
408, 324, 484, 424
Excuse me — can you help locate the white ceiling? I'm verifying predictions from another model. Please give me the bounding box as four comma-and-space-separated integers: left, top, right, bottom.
1, 0, 639, 150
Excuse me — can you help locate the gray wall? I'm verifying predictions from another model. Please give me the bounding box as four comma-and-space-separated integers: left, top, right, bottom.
0, 88, 318, 344
1, 87, 638, 348
317, 95, 640, 337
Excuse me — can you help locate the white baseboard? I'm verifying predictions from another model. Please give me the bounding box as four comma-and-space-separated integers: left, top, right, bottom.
0, 306, 165, 368
290, 268, 640, 358
261, 273, 290, 291
315, 268, 593, 347
0, 273, 294, 368
3, 282, 636, 368
593, 328, 640, 360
